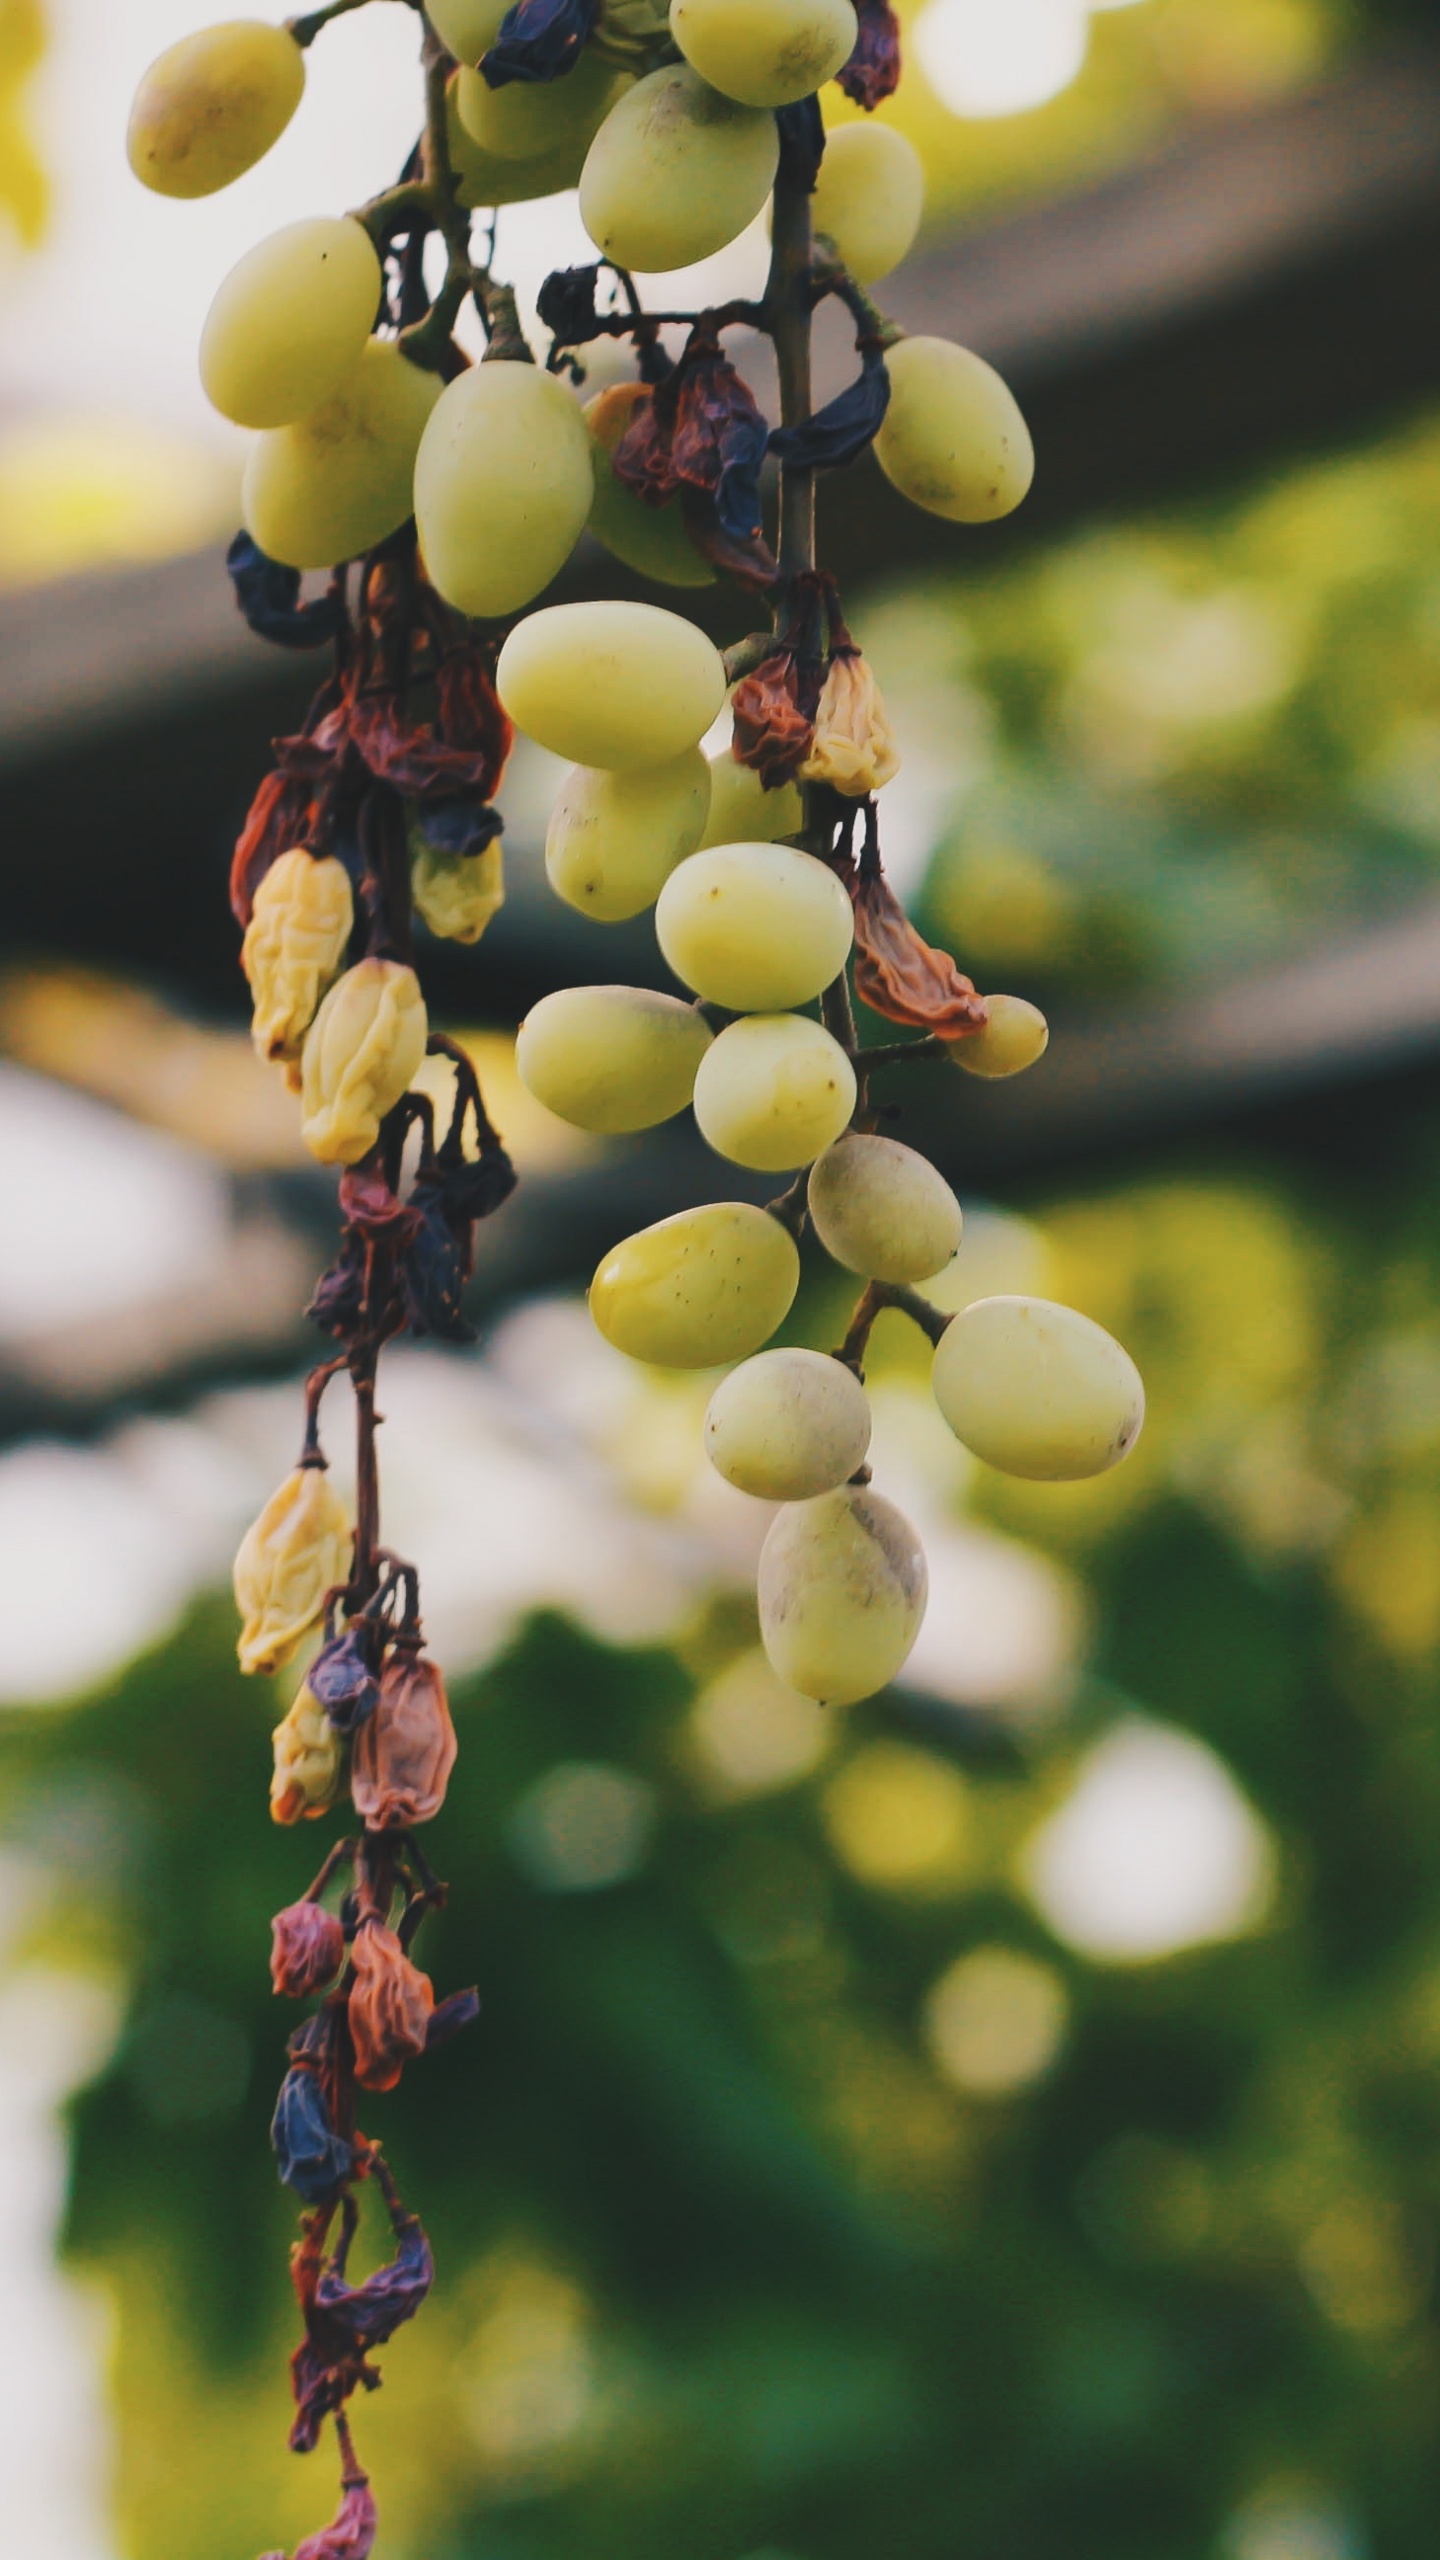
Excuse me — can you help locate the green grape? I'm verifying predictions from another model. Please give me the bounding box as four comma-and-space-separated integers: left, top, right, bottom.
590, 1201, 800, 1366
199, 218, 381, 431
128, 20, 304, 198
931, 1295, 1145, 1481
704, 1347, 871, 1500
579, 62, 779, 273
457, 49, 627, 163
427, 0, 507, 63
810, 121, 923, 284
757, 1486, 927, 1704
875, 336, 1034, 525
585, 383, 714, 589
946, 994, 1049, 1079
669, 0, 857, 108
654, 841, 854, 1010
698, 753, 803, 849
447, 72, 590, 203
517, 984, 713, 1132
496, 600, 726, 768
243, 338, 441, 571
693, 1014, 856, 1173
414, 360, 593, 619
808, 1133, 961, 1283
546, 750, 712, 921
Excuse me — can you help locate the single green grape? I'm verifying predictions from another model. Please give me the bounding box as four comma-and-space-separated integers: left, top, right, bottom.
655, 841, 854, 1011
669, 0, 857, 108
590, 1201, 800, 1366
414, 360, 594, 619
243, 339, 441, 570
758, 1486, 928, 1704
946, 994, 1049, 1079
698, 753, 803, 849
427, 0, 507, 63
875, 336, 1034, 525
128, 20, 304, 199
931, 1295, 1145, 1480
547, 750, 712, 921
447, 72, 591, 203
810, 121, 923, 284
693, 1014, 856, 1173
808, 1133, 962, 1283
496, 600, 726, 768
457, 49, 628, 163
517, 985, 713, 1133
200, 218, 381, 431
704, 1347, 871, 1500
579, 61, 778, 273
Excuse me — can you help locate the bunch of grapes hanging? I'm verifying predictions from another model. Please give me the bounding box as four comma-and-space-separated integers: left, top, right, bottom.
128, 0, 1145, 2547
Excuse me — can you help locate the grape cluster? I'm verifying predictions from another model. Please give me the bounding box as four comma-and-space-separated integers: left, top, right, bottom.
128, 0, 1142, 2548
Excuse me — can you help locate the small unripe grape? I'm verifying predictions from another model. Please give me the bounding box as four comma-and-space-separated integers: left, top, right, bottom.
670, 0, 857, 108
447, 73, 589, 203
579, 62, 779, 273
810, 121, 923, 284
496, 600, 726, 768
517, 985, 713, 1133
547, 750, 711, 921
808, 1134, 961, 1283
698, 753, 803, 849
414, 360, 593, 618
128, 20, 304, 198
694, 1014, 856, 1172
458, 49, 626, 163
947, 994, 1049, 1080
243, 339, 441, 570
427, 0, 506, 62
705, 1348, 871, 1500
931, 1295, 1145, 1481
875, 336, 1034, 525
655, 841, 854, 1011
586, 384, 713, 589
591, 1201, 800, 1367
200, 218, 382, 431
758, 1486, 928, 1704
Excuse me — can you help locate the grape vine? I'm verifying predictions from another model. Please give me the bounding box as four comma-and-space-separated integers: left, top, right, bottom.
126, 1, 1146, 2550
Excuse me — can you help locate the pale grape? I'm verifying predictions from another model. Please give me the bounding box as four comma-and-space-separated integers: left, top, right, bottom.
931, 1295, 1145, 1481
655, 841, 854, 1010
810, 122, 923, 284
579, 62, 778, 273
496, 600, 726, 768
546, 750, 711, 921
693, 1014, 856, 1173
875, 336, 1034, 525
128, 20, 303, 198
427, 0, 506, 62
243, 339, 441, 571
517, 985, 712, 1133
807, 1133, 961, 1283
199, 218, 382, 431
458, 49, 626, 162
698, 753, 803, 849
758, 1486, 928, 1704
586, 383, 713, 589
670, 0, 857, 107
947, 994, 1049, 1079
447, 74, 590, 203
414, 361, 593, 618
705, 1347, 871, 1500
590, 1201, 800, 1367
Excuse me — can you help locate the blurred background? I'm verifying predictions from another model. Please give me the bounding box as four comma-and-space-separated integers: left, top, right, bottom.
8, 2, 1440, 2555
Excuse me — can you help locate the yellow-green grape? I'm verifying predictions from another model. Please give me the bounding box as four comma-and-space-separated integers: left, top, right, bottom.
807, 1132, 961, 1283
810, 122, 923, 284
546, 749, 711, 921
875, 336, 1034, 525
946, 994, 1049, 1079
127, 20, 304, 199
585, 383, 714, 589
300, 957, 429, 1166
447, 73, 590, 203
655, 840, 854, 1010
496, 600, 726, 768
579, 62, 779, 272
693, 1013, 856, 1173
411, 836, 505, 944
590, 1200, 800, 1366
427, 0, 507, 62
698, 753, 803, 849
199, 218, 382, 431
757, 1486, 928, 1704
669, 0, 857, 106
704, 1347, 871, 1499
414, 360, 593, 618
517, 984, 713, 1132
457, 50, 626, 163
931, 1295, 1145, 1481
243, 338, 441, 570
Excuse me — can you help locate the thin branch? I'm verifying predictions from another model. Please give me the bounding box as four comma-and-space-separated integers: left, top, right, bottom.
839, 1278, 952, 1375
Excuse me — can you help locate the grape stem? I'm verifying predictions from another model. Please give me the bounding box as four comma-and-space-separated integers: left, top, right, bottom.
856, 1035, 947, 1071
286, 0, 387, 47
839, 1280, 953, 1374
